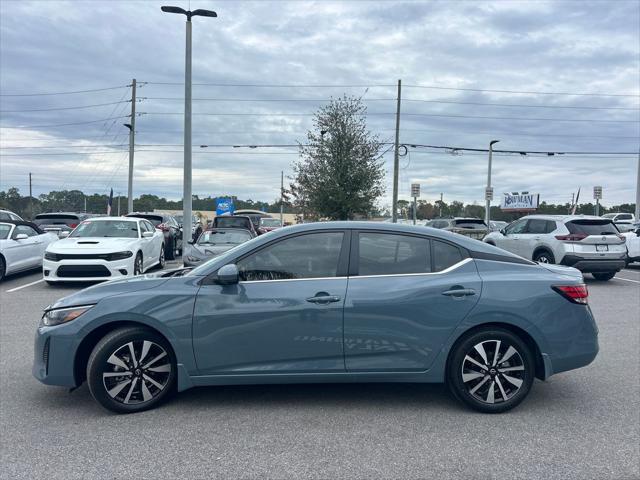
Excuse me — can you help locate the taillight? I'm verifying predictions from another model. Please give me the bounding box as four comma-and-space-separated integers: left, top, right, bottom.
156, 223, 170, 232
555, 233, 587, 241
552, 284, 589, 305
617, 234, 626, 242
69, 223, 78, 228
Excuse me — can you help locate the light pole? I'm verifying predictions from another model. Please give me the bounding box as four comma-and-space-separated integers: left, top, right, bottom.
161, 5, 217, 250
485, 140, 500, 226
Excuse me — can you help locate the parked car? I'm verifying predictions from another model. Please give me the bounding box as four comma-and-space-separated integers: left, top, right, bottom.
33, 212, 89, 237
483, 215, 627, 281
211, 215, 258, 236
125, 212, 182, 260
622, 222, 640, 264
0, 220, 57, 281
183, 228, 255, 267
602, 212, 636, 233
233, 209, 271, 234
174, 214, 203, 241
43, 216, 165, 284
425, 217, 489, 240
34, 222, 598, 414
0, 209, 23, 221
489, 220, 508, 232
258, 217, 283, 234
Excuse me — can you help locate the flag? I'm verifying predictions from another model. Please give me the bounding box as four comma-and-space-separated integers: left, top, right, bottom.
107, 188, 113, 216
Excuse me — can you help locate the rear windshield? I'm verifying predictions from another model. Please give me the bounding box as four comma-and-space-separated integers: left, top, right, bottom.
215, 217, 251, 229
129, 215, 163, 226
34, 214, 79, 222
453, 219, 487, 229
566, 220, 619, 235
198, 230, 252, 245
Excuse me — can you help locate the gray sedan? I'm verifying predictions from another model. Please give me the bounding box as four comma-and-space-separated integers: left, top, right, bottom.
183, 228, 254, 267
34, 222, 598, 414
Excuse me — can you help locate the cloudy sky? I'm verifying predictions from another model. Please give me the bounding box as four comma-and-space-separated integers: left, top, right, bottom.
1, 0, 638, 208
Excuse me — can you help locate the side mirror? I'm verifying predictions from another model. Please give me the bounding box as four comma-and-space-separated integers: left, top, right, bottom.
499, 228, 506, 236
142, 231, 154, 238
59, 231, 70, 238
217, 264, 239, 285
187, 239, 195, 245
15, 233, 28, 240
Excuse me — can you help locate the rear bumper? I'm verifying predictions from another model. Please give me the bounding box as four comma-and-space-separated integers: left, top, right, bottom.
560, 255, 626, 273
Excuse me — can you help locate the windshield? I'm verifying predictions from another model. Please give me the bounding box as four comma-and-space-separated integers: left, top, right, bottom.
69, 220, 139, 238
454, 219, 487, 229
128, 215, 162, 226
260, 218, 281, 227
198, 230, 252, 245
567, 220, 619, 235
0, 224, 11, 240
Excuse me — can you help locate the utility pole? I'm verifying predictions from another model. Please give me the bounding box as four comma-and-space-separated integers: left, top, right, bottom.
117, 192, 121, 216
439, 192, 443, 217
485, 140, 500, 226
391, 79, 402, 223
28, 172, 33, 219
280, 171, 284, 226
126, 79, 136, 214
84, 196, 87, 213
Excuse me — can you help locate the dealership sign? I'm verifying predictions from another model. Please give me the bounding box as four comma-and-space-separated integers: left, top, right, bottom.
501, 193, 540, 211
215, 197, 235, 215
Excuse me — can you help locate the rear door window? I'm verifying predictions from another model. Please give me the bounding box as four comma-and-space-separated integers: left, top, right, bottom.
432, 240, 464, 272
526, 219, 552, 234
505, 219, 528, 235
567, 220, 619, 235
358, 233, 431, 276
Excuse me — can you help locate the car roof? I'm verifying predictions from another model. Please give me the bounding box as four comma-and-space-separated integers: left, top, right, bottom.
35, 212, 83, 217
82, 216, 139, 222
0, 220, 44, 232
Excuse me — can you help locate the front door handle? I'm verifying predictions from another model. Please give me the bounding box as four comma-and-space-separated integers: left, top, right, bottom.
306, 293, 341, 304
442, 288, 476, 297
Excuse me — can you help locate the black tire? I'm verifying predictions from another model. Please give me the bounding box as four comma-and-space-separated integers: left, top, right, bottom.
0, 255, 5, 282
158, 244, 166, 269
533, 249, 555, 264
86, 327, 176, 414
447, 328, 535, 413
45, 280, 58, 286
592, 271, 616, 281
165, 237, 175, 261
133, 252, 143, 276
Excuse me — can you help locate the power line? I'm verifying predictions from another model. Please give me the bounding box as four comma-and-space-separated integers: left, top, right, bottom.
143, 111, 639, 123
0, 85, 131, 97
143, 96, 639, 111
403, 84, 640, 98
0, 115, 131, 129
0, 100, 132, 113
144, 81, 395, 87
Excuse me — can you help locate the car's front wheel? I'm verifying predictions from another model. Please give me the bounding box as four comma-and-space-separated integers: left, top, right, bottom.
158, 245, 166, 269
86, 327, 176, 414
533, 250, 555, 264
133, 252, 143, 276
448, 328, 534, 413
165, 237, 175, 261
592, 271, 616, 281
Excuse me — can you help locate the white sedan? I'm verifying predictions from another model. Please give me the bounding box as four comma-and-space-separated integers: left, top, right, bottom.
0, 221, 58, 281
622, 223, 640, 264
43, 216, 165, 284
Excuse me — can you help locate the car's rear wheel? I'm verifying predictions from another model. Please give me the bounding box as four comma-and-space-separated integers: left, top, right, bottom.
158, 245, 165, 269
0, 256, 5, 281
165, 237, 175, 261
448, 328, 534, 413
592, 271, 616, 281
533, 250, 555, 264
86, 327, 176, 414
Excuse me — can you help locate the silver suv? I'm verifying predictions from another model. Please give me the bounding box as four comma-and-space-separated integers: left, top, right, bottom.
483, 215, 627, 281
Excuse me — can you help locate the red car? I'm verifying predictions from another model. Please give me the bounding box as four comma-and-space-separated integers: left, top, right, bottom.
258, 217, 283, 234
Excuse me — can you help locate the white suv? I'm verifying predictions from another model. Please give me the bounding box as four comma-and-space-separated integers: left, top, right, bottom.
602, 212, 635, 232
483, 215, 627, 281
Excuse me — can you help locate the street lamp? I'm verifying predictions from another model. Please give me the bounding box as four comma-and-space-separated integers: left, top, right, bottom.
161, 5, 217, 251
485, 139, 500, 226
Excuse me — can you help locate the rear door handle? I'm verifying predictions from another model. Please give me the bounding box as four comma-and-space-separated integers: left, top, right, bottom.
442, 288, 476, 297
306, 294, 341, 304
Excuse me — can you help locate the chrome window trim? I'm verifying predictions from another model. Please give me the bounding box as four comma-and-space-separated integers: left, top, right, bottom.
237, 257, 473, 284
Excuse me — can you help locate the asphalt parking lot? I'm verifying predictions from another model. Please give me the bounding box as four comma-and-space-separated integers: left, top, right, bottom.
1, 264, 639, 479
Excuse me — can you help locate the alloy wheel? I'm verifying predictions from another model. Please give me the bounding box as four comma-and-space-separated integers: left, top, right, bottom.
461, 339, 525, 404
102, 340, 172, 405
159, 247, 165, 268
134, 255, 143, 275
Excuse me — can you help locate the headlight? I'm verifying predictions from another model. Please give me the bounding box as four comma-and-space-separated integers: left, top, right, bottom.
186, 255, 202, 262
44, 251, 58, 261
108, 251, 133, 261
42, 305, 94, 326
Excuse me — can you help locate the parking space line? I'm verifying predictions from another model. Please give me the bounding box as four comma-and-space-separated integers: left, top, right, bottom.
6, 279, 44, 293
614, 277, 640, 284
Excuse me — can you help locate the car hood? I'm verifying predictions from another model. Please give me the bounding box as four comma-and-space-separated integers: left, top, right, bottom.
192, 243, 237, 256
46, 237, 139, 253
47, 274, 170, 310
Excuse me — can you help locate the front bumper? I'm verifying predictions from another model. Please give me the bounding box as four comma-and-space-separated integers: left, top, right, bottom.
43, 257, 136, 282
560, 255, 627, 273
33, 324, 79, 388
